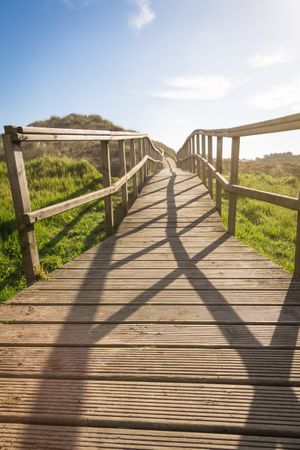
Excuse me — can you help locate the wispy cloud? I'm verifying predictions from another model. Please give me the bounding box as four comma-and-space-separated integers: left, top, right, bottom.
152, 75, 232, 100
249, 76, 300, 109
246, 46, 296, 68
128, 0, 155, 31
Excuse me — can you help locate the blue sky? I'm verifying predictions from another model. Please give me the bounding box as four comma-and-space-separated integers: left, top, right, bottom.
1, 0, 300, 157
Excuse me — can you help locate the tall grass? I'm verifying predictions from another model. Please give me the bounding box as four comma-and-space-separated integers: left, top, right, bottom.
219, 173, 299, 272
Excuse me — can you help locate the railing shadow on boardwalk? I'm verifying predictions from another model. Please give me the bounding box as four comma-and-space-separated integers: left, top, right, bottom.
20, 161, 300, 448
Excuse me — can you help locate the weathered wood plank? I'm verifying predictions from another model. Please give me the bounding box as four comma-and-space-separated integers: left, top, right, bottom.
12, 289, 300, 305
1, 379, 300, 435
29, 278, 298, 291
1, 424, 300, 450
64, 259, 277, 269
1, 347, 300, 385
52, 268, 290, 279
1, 304, 299, 324
1, 323, 300, 347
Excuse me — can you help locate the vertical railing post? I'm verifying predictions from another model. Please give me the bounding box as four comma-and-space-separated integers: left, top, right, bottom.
101, 140, 114, 235
143, 138, 147, 180
137, 139, 143, 192
228, 136, 240, 235
192, 135, 196, 173
185, 143, 188, 171
190, 136, 193, 172
201, 134, 207, 187
196, 133, 201, 179
119, 139, 128, 215
3, 132, 40, 285
216, 136, 223, 215
207, 136, 213, 195
295, 193, 300, 276
130, 139, 138, 200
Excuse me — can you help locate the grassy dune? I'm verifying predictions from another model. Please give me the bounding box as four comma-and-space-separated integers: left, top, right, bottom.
0, 156, 124, 302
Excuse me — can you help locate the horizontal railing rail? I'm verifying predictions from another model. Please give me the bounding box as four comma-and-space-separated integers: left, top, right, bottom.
177, 113, 300, 275
2, 126, 164, 285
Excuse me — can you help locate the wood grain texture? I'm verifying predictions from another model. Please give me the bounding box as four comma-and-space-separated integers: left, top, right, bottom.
1, 158, 299, 446
1, 347, 300, 384
1, 379, 300, 436
2, 424, 300, 450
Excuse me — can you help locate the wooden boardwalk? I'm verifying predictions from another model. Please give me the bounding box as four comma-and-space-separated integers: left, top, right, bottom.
1, 158, 300, 449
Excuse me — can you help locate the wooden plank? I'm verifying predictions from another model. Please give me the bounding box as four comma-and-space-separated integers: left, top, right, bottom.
1, 323, 299, 347
2, 134, 40, 285
30, 278, 299, 290
2, 347, 300, 385
64, 259, 277, 269
117, 225, 226, 233
2, 424, 300, 450
14, 132, 148, 142
12, 289, 300, 305
1, 304, 299, 324
52, 268, 290, 280
228, 136, 240, 235
178, 113, 300, 141
1, 379, 300, 436
101, 140, 114, 235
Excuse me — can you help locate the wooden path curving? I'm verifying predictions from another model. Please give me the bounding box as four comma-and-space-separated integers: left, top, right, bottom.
1, 158, 300, 449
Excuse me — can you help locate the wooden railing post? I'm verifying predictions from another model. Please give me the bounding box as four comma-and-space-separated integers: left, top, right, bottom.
216, 137, 223, 215
201, 135, 207, 186
143, 138, 147, 180
137, 139, 143, 191
189, 137, 193, 172
3, 133, 40, 285
193, 136, 196, 173
130, 139, 138, 199
228, 136, 240, 235
101, 140, 114, 235
119, 140, 128, 215
295, 193, 300, 276
207, 136, 213, 195
196, 134, 201, 179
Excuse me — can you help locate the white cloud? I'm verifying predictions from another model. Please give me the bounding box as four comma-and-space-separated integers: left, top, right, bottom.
152, 75, 232, 100
246, 46, 296, 68
249, 76, 300, 110
129, 0, 155, 31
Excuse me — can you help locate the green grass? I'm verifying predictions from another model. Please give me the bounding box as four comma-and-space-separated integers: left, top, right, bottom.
218, 173, 300, 272
0, 156, 124, 302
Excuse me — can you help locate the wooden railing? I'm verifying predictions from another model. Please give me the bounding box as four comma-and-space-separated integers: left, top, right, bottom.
177, 113, 300, 275
2, 126, 164, 285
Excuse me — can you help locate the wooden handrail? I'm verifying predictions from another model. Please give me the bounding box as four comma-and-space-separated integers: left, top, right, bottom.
23, 155, 161, 224
177, 113, 300, 275
2, 126, 164, 285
